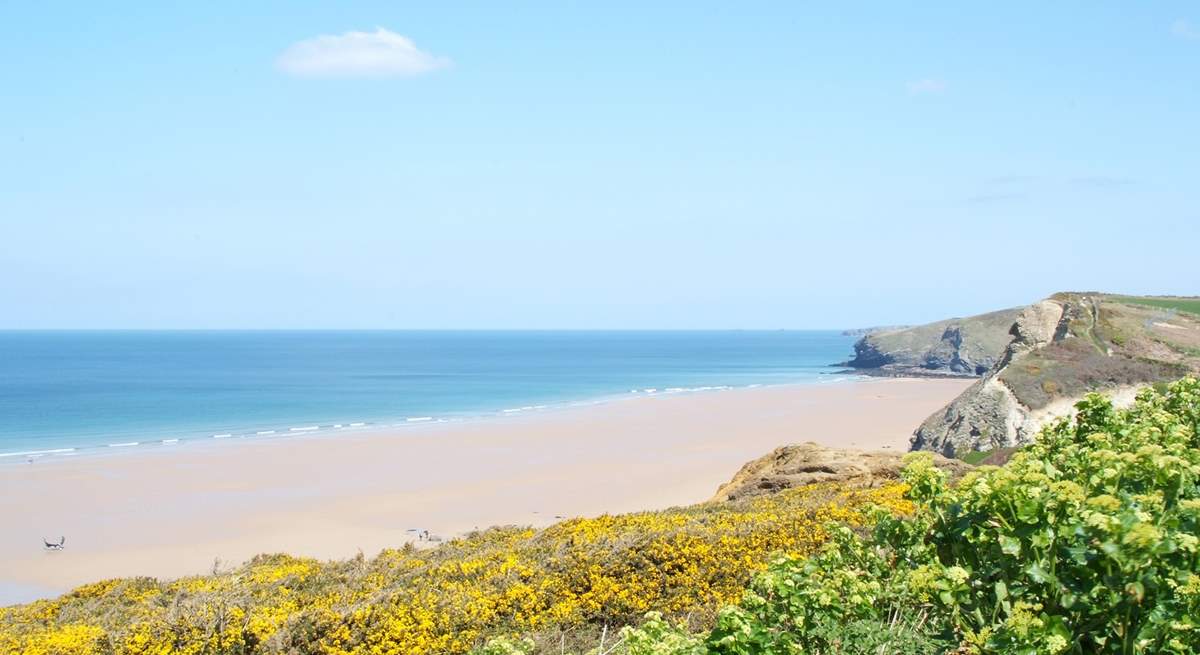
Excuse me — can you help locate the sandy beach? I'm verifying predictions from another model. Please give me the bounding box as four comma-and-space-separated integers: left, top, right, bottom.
0, 378, 970, 604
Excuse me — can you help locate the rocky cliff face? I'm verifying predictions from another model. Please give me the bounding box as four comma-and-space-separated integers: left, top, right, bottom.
711, 442, 972, 502
910, 294, 1200, 456
845, 307, 1024, 377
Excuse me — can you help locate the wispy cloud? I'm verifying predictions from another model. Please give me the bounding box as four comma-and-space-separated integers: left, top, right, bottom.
1070, 175, 1135, 188
984, 175, 1040, 186
277, 28, 450, 78
966, 192, 1026, 205
1171, 19, 1199, 40
907, 78, 947, 95
964, 174, 1133, 205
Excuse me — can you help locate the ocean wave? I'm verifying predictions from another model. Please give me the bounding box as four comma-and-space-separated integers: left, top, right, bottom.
0, 447, 76, 458
0, 376, 855, 463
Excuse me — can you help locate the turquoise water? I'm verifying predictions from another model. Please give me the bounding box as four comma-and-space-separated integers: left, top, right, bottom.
0, 331, 857, 459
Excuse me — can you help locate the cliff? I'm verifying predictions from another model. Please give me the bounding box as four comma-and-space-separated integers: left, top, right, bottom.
844, 307, 1024, 377
910, 293, 1200, 456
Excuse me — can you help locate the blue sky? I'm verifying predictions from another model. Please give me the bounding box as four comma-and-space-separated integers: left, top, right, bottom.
2, 3, 1197, 329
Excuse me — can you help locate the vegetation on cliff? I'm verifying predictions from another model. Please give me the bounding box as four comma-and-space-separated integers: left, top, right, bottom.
1113, 296, 1200, 317
0, 483, 908, 654
911, 293, 1200, 456
481, 377, 1200, 654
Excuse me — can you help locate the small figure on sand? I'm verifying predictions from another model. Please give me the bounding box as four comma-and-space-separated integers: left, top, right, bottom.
43, 536, 65, 551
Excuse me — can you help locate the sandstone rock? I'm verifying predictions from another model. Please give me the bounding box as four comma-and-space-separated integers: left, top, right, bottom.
710, 442, 973, 502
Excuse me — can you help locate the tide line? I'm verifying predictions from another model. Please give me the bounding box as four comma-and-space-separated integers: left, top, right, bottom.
0, 447, 76, 458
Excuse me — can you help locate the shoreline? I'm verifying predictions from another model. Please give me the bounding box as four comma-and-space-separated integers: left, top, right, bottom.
0, 377, 971, 605
0, 375, 864, 464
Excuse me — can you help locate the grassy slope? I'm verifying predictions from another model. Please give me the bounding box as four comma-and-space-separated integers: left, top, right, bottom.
1112, 296, 1200, 316
997, 293, 1200, 410
0, 484, 909, 655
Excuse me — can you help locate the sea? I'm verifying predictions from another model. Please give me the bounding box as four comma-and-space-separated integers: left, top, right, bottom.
0, 330, 859, 461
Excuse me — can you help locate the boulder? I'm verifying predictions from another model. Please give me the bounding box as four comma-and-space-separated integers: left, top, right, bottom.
711, 442, 973, 502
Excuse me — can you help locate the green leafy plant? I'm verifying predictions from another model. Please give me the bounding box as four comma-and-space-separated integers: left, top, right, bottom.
558, 377, 1200, 655
722, 377, 1200, 654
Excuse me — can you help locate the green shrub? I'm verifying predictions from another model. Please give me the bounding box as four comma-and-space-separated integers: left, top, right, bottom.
582, 377, 1200, 655
960, 449, 992, 465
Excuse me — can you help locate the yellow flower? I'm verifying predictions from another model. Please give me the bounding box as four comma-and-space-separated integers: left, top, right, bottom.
0, 481, 907, 655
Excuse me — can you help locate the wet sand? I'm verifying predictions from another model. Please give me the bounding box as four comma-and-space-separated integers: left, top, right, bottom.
0, 377, 970, 604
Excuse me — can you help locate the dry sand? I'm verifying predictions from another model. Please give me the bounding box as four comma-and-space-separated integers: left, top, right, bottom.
0, 378, 970, 604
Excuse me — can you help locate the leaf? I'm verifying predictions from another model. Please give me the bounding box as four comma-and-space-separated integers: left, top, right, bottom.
994, 580, 1008, 601
1025, 562, 1057, 585
1066, 544, 1089, 565
999, 535, 1022, 557
1126, 581, 1145, 603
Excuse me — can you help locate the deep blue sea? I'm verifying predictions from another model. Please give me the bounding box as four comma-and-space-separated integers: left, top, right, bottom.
0, 331, 857, 459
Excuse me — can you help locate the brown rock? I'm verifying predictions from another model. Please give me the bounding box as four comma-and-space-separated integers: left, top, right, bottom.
711, 442, 973, 502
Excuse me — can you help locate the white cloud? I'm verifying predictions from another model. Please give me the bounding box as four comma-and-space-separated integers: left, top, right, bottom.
1172, 19, 1199, 40
277, 28, 449, 78
907, 78, 947, 95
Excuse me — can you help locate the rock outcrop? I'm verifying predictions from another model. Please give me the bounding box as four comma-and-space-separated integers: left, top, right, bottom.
711, 442, 973, 502
910, 294, 1200, 456
845, 307, 1024, 377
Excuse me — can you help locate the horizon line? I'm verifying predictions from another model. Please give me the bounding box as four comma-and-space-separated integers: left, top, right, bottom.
0, 326, 859, 333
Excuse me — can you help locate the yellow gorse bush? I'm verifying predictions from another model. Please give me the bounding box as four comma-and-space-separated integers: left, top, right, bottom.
0, 482, 909, 654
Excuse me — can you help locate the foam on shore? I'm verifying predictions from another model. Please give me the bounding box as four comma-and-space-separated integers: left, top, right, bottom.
0, 448, 76, 459
0, 378, 864, 464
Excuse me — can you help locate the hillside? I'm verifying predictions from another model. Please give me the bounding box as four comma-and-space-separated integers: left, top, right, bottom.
911, 292, 1200, 455
844, 307, 1023, 377
0, 476, 907, 655
572, 377, 1200, 655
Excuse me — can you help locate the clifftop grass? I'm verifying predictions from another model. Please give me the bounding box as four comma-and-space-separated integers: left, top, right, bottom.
998, 295, 1200, 411
1113, 296, 1200, 317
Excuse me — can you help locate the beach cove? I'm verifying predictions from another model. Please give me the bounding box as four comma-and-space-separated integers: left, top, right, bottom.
0, 377, 970, 604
